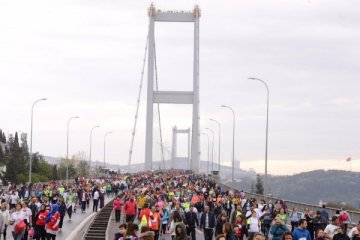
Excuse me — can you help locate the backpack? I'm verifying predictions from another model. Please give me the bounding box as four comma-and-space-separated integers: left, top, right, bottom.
140, 214, 148, 227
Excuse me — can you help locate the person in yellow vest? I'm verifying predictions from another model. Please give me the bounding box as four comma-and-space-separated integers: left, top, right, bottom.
137, 193, 147, 218
150, 205, 161, 240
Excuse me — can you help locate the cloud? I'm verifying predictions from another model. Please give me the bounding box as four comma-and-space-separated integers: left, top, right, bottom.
0, 0, 360, 173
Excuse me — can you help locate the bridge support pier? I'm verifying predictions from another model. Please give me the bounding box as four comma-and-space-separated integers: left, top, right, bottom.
144, 4, 201, 173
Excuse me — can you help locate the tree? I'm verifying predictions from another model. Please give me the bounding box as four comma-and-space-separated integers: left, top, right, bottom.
2, 133, 28, 184
255, 174, 264, 195
0, 130, 58, 183
74, 151, 89, 177
251, 180, 255, 193
0, 146, 4, 165
52, 165, 58, 180
57, 157, 77, 180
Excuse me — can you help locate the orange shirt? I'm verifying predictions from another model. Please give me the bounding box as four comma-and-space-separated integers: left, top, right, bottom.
150, 212, 161, 230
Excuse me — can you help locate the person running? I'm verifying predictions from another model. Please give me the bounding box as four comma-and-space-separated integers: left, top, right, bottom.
270, 218, 289, 240
119, 223, 139, 240
290, 208, 301, 232
339, 209, 351, 234
93, 187, 100, 212
124, 197, 137, 223
333, 225, 350, 240
45, 204, 60, 240
170, 211, 185, 239
276, 208, 287, 223
137, 193, 147, 218
65, 190, 76, 220
150, 205, 161, 240
139, 203, 153, 231
1, 202, 10, 240
21, 201, 32, 240
223, 222, 238, 240
315, 229, 331, 240
161, 204, 170, 236
10, 203, 26, 240
79, 187, 89, 213
57, 197, 66, 231
293, 219, 311, 240
348, 221, 360, 240
184, 204, 199, 240
200, 205, 216, 240
324, 216, 340, 240
174, 223, 191, 240
260, 208, 273, 239
247, 210, 260, 240
113, 195, 123, 223
34, 204, 48, 240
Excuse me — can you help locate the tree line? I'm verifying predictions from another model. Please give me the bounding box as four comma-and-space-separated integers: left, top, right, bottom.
0, 129, 90, 184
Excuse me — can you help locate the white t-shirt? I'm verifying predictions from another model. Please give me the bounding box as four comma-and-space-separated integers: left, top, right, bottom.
93, 191, 99, 200
348, 226, 359, 239
10, 195, 19, 204
248, 217, 260, 233
10, 211, 26, 224
324, 224, 338, 239
21, 207, 32, 223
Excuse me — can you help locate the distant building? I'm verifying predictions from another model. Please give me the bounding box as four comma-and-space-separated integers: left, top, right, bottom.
249, 168, 255, 173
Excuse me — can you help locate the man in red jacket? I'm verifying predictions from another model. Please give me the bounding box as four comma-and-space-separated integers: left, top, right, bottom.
124, 197, 137, 223
113, 196, 123, 222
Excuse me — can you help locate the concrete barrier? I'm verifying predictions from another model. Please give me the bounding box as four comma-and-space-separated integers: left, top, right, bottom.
65, 212, 96, 240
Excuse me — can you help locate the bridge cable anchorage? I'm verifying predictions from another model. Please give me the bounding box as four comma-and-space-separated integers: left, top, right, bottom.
154, 40, 166, 170
127, 22, 150, 171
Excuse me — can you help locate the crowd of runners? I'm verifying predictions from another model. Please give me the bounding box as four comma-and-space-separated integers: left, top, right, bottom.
112, 170, 359, 240
0, 177, 127, 240
0, 170, 357, 240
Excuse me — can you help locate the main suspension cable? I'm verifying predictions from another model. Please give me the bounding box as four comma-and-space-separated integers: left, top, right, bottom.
127, 26, 149, 171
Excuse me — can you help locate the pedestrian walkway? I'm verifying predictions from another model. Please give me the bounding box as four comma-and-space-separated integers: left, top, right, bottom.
5, 195, 112, 240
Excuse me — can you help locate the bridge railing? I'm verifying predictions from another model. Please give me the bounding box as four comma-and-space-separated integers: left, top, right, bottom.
219, 182, 360, 225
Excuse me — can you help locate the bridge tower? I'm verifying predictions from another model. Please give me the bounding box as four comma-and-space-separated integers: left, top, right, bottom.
145, 4, 201, 172
171, 126, 191, 169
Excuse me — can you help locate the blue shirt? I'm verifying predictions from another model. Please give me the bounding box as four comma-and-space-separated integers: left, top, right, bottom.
293, 227, 311, 240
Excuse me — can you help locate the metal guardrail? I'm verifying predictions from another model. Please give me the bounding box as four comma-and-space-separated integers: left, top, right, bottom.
219, 182, 360, 225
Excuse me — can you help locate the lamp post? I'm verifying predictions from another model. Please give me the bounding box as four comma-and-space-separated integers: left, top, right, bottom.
202, 133, 210, 175
29, 98, 47, 183
210, 118, 221, 172
249, 77, 269, 198
221, 105, 236, 185
89, 125, 100, 177
103, 131, 112, 169
205, 128, 215, 172
66, 116, 79, 182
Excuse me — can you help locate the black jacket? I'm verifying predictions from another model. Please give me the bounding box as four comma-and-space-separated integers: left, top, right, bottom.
200, 211, 216, 229
184, 211, 199, 228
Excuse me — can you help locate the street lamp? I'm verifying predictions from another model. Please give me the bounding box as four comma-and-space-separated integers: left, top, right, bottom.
89, 125, 100, 177
210, 118, 221, 172
205, 128, 215, 172
201, 133, 210, 175
29, 98, 47, 183
221, 105, 236, 185
66, 116, 79, 182
249, 77, 270, 198
103, 131, 112, 169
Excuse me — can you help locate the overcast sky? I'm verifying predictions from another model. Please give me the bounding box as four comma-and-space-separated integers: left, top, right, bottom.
0, 0, 359, 175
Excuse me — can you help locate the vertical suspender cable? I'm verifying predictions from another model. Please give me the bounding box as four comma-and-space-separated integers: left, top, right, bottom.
154, 42, 166, 170
127, 26, 150, 171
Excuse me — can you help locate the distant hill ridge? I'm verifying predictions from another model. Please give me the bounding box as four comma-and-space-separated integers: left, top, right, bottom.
235, 169, 360, 209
